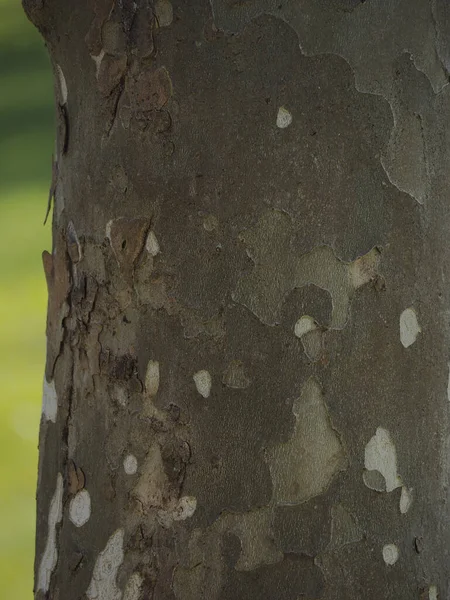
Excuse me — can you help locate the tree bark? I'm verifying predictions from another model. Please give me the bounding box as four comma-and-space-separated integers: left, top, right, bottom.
26, 0, 450, 598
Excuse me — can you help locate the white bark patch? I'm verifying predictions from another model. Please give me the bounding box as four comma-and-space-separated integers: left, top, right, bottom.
382, 543, 399, 565
91, 50, 105, 78
429, 585, 438, 600
364, 427, 402, 493
265, 378, 347, 504
276, 106, 292, 128
123, 573, 144, 600
193, 370, 212, 398
56, 64, 68, 105
294, 315, 317, 338
400, 307, 421, 348
106, 219, 113, 243
42, 378, 58, 423
146, 231, 160, 256
86, 529, 124, 600
113, 385, 128, 407
145, 360, 160, 396
158, 495, 198, 526
155, 0, 173, 26
37, 473, 64, 593
69, 489, 91, 527
143, 362, 165, 420
399, 486, 413, 514
173, 496, 197, 520
123, 454, 138, 475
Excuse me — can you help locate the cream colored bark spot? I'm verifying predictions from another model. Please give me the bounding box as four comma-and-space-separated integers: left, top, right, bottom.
105, 219, 113, 242
157, 495, 198, 527
193, 370, 212, 398
348, 250, 380, 288
429, 585, 438, 600
56, 64, 68, 105
400, 307, 421, 348
173, 496, 197, 520
399, 486, 413, 514
276, 106, 292, 128
382, 543, 399, 565
42, 378, 58, 423
364, 427, 402, 493
113, 385, 128, 407
37, 473, 64, 592
69, 489, 91, 527
86, 529, 124, 600
294, 315, 317, 338
146, 231, 160, 256
123, 454, 138, 475
145, 360, 160, 396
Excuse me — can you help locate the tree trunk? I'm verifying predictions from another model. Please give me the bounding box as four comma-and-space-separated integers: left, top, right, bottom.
26, 0, 450, 598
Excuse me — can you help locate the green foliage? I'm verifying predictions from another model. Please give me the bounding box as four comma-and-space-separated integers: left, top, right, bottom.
0, 1, 53, 597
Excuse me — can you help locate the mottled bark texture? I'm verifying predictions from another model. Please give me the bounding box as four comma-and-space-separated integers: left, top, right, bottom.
27, 0, 450, 598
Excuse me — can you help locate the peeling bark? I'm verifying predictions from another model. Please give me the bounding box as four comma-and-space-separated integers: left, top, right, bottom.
27, 1, 450, 599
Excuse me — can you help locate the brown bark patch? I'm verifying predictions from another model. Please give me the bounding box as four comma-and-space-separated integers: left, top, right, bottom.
130, 67, 173, 110
98, 54, 127, 96
108, 216, 150, 275
42, 232, 71, 378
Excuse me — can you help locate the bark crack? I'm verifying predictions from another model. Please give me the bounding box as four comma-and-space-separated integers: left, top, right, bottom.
106, 76, 126, 137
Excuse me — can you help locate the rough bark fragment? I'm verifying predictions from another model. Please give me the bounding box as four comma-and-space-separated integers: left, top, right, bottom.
42, 231, 71, 379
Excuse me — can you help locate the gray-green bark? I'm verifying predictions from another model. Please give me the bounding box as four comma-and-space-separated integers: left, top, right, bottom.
26, 0, 450, 598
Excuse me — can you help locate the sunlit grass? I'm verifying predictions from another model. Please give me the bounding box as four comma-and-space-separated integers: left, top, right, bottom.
0, 188, 51, 600
0, 0, 53, 596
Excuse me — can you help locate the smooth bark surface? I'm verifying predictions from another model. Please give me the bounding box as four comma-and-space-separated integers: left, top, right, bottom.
26, 0, 450, 598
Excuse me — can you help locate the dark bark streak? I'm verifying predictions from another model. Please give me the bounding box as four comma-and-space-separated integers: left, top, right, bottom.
106, 76, 126, 137
44, 157, 58, 225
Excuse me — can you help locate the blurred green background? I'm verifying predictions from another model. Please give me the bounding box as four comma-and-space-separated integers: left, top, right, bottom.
0, 0, 53, 597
